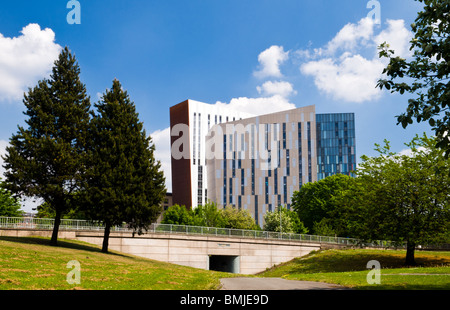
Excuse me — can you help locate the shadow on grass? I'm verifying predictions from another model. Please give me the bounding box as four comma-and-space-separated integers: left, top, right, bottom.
0, 236, 128, 258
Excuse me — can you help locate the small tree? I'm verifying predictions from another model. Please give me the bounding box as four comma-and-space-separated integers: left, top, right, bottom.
161, 204, 195, 226
193, 201, 225, 227
2, 47, 91, 246
220, 206, 258, 230
263, 206, 294, 233
291, 174, 357, 235
0, 181, 23, 217
263, 206, 308, 234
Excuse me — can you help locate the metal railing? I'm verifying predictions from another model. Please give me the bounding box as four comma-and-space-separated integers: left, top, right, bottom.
0, 216, 402, 248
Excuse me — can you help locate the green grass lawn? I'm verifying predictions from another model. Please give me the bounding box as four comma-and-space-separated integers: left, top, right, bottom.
259, 248, 450, 290
2, 236, 449, 290
0, 236, 234, 290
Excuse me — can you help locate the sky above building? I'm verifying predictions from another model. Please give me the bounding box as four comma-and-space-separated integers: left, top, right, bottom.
0, 0, 433, 211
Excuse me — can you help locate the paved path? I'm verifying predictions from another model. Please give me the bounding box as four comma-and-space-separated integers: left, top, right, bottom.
220, 277, 349, 290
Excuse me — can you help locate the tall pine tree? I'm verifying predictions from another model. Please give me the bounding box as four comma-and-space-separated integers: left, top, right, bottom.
2, 47, 91, 245
82, 79, 166, 253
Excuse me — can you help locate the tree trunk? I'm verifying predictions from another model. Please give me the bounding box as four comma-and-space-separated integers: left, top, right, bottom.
50, 208, 62, 246
405, 241, 416, 266
102, 222, 111, 253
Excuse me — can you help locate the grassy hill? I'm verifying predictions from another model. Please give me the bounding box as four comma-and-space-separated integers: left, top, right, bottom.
0, 236, 232, 290
2, 236, 449, 290
259, 248, 450, 290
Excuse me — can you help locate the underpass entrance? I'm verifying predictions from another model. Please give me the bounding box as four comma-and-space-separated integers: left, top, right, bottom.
209, 255, 240, 273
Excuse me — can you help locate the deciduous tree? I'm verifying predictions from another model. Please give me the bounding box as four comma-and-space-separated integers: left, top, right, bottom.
356, 134, 450, 265
0, 180, 23, 217
377, 0, 450, 155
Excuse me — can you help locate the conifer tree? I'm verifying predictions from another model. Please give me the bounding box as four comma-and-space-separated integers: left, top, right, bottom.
82, 79, 166, 253
2, 47, 91, 245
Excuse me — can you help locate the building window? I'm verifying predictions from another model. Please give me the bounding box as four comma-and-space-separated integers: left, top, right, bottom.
251, 159, 255, 195
223, 134, 227, 206
274, 168, 278, 195
198, 166, 203, 205
298, 122, 303, 188
241, 169, 245, 195
265, 177, 269, 204
307, 121, 312, 183
229, 178, 233, 206
286, 149, 290, 176
198, 113, 201, 166
193, 113, 197, 165
254, 196, 259, 226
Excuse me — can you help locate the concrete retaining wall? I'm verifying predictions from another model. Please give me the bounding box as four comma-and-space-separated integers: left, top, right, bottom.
76, 231, 320, 274
0, 228, 321, 274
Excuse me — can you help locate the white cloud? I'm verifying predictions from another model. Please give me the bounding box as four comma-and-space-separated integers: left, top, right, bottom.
0, 23, 62, 102
256, 81, 297, 98
150, 127, 172, 192
326, 17, 375, 55
374, 19, 413, 58
301, 55, 385, 103
215, 94, 296, 116
253, 45, 289, 79
298, 17, 413, 103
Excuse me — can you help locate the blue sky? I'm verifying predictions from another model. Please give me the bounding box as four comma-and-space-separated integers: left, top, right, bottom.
0, 1, 433, 210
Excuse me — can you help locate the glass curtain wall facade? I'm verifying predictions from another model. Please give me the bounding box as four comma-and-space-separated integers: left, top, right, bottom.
316, 113, 356, 180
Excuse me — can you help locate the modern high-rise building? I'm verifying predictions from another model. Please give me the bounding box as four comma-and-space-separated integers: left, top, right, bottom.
170, 99, 254, 209
206, 105, 319, 226
170, 99, 356, 225
316, 113, 357, 180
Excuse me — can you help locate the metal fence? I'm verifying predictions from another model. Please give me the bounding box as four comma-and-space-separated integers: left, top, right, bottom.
0, 216, 404, 248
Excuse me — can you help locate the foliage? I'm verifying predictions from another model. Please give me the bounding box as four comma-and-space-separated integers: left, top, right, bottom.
1, 47, 91, 245
220, 206, 258, 230
263, 206, 308, 234
192, 201, 225, 227
312, 218, 335, 237
0, 237, 227, 290
162, 204, 196, 226
162, 202, 258, 230
0, 181, 23, 217
291, 174, 358, 236
80, 79, 166, 252
35, 201, 86, 219
354, 134, 450, 265
377, 0, 450, 155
